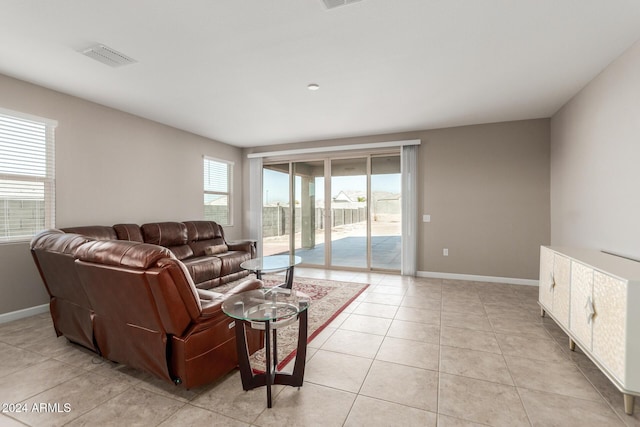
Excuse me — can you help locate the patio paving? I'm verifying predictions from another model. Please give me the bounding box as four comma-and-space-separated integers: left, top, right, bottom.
280, 236, 401, 271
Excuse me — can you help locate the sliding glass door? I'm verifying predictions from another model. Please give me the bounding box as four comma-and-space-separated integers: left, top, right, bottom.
330, 158, 368, 269
292, 161, 324, 266
262, 163, 290, 257
370, 155, 402, 270
262, 153, 401, 271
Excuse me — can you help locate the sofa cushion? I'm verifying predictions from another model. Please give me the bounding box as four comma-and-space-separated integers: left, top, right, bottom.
184, 221, 227, 257
182, 256, 223, 284
141, 222, 193, 260
204, 244, 228, 256
169, 245, 195, 261
217, 251, 251, 276
142, 222, 188, 246
113, 223, 144, 242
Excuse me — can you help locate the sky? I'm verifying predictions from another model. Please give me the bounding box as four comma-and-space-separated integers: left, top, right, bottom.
263, 169, 400, 205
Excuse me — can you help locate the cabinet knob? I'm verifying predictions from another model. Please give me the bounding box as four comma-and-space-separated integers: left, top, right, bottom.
585, 296, 595, 324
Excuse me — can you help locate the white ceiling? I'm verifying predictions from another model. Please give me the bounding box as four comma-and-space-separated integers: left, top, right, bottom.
2, 1, 640, 147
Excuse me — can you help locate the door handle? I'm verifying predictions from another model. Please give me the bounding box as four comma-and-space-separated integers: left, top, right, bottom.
548, 273, 556, 292
585, 296, 595, 325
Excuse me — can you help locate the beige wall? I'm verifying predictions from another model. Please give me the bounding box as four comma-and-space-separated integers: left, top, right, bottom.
420, 120, 550, 280
550, 39, 640, 260
0, 74, 243, 315
0, 71, 553, 316
245, 119, 550, 280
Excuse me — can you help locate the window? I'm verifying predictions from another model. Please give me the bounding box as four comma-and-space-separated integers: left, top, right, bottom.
0, 108, 56, 243
203, 156, 232, 225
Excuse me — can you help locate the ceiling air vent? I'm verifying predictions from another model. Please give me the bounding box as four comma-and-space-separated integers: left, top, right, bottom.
322, 0, 362, 9
81, 44, 137, 67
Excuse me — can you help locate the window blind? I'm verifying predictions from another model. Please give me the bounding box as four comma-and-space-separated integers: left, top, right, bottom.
0, 108, 56, 243
248, 157, 263, 257
203, 156, 232, 226
401, 144, 418, 276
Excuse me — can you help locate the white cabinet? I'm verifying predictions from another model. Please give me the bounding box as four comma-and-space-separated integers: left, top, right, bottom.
538, 246, 554, 311
592, 271, 627, 383
552, 254, 571, 328
569, 261, 594, 350
539, 246, 640, 415
538, 247, 570, 329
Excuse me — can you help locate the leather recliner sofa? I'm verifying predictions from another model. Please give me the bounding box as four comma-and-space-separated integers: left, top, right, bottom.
30, 226, 263, 389
60, 220, 255, 289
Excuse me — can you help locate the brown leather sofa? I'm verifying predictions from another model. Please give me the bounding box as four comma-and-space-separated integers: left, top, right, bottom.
31, 227, 263, 389
60, 220, 255, 289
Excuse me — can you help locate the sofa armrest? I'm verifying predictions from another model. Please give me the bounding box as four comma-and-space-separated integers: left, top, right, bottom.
198, 278, 263, 319
197, 290, 224, 316
223, 278, 263, 296
226, 240, 256, 257
199, 300, 224, 319
197, 289, 224, 301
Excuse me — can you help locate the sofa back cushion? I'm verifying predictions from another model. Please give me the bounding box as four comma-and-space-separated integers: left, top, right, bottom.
60, 225, 117, 241
184, 221, 227, 257
32, 229, 91, 256
141, 222, 194, 260
184, 221, 224, 241
113, 223, 144, 242
31, 230, 94, 301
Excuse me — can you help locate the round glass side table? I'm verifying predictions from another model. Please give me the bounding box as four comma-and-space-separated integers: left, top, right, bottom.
222, 287, 311, 408
240, 255, 302, 289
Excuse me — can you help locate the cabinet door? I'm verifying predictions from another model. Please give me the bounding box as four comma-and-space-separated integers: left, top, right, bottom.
552, 254, 571, 328
570, 261, 594, 349
539, 247, 555, 312
592, 272, 627, 382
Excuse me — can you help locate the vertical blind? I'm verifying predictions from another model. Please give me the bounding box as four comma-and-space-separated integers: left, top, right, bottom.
401, 144, 418, 276
203, 156, 232, 225
0, 108, 57, 243
248, 157, 263, 257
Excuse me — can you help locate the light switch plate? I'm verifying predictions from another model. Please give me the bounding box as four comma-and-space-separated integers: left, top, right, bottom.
423, 214, 431, 222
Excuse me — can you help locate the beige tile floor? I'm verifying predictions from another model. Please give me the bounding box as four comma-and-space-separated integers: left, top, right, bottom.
1, 268, 639, 426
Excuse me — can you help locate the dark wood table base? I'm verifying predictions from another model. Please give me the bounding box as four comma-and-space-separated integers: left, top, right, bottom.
255, 265, 296, 289
234, 309, 308, 408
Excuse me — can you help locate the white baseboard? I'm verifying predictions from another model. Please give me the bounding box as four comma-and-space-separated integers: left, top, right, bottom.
0, 304, 49, 324
417, 271, 539, 287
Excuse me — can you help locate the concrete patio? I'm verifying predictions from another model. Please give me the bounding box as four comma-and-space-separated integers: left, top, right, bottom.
263, 221, 401, 271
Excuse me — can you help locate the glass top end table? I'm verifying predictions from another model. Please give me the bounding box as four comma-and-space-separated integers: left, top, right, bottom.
222, 287, 311, 408
223, 287, 310, 323
241, 255, 302, 289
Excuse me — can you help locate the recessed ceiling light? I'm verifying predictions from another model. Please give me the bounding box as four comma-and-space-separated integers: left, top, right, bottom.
307, 83, 320, 91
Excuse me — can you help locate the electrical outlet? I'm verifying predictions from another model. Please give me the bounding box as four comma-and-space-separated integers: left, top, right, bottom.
443, 248, 448, 256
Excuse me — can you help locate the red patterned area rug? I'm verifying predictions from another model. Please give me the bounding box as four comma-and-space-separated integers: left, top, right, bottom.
216, 275, 369, 370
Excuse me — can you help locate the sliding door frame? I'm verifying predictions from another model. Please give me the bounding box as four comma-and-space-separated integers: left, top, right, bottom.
262, 149, 401, 273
